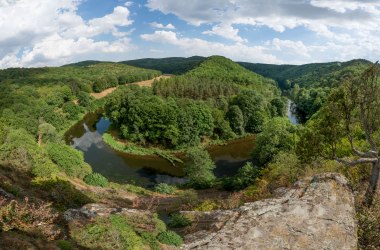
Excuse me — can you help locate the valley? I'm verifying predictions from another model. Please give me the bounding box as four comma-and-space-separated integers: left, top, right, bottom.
0, 55, 379, 250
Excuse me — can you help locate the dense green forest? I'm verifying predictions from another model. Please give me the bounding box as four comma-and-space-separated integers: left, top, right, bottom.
105, 56, 286, 149
240, 59, 372, 120
0, 55, 379, 249
0, 63, 160, 94
121, 56, 206, 75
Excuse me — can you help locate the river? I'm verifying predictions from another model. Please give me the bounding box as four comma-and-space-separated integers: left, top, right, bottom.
64, 112, 255, 187
65, 99, 297, 187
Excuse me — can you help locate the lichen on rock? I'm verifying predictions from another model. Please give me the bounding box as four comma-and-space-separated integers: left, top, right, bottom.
181, 173, 357, 250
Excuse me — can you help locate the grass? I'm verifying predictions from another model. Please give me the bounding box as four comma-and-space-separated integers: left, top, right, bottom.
109, 182, 153, 196
102, 133, 183, 166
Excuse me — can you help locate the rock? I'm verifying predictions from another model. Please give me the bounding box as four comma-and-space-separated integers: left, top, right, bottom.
181, 173, 357, 250
0, 187, 15, 200
63, 203, 151, 222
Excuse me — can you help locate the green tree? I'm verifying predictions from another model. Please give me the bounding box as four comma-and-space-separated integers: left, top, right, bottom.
227, 105, 244, 135
327, 63, 380, 206
38, 123, 59, 145
184, 147, 216, 188
252, 117, 296, 166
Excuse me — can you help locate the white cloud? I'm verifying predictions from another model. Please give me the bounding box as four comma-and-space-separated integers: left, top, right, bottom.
203, 23, 246, 43
0, 0, 134, 68
141, 30, 280, 63
146, 0, 380, 63
149, 22, 175, 29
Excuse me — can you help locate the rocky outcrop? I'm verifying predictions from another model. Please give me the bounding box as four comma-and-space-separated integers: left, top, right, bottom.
63, 203, 151, 222
181, 173, 357, 250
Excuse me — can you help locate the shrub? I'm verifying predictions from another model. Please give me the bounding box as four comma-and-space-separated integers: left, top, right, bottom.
140, 232, 160, 250
62, 102, 82, 120
84, 173, 109, 187
71, 215, 145, 250
194, 199, 219, 211
31, 160, 60, 178
154, 183, 176, 194
169, 213, 192, 228
152, 213, 167, 236
357, 196, 380, 249
32, 176, 93, 210
0, 198, 59, 239
46, 143, 92, 178
57, 240, 73, 250
176, 189, 198, 209
157, 231, 183, 247
222, 162, 260, 191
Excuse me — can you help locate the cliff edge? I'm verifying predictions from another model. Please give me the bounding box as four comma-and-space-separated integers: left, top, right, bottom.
181, 173, 357, 250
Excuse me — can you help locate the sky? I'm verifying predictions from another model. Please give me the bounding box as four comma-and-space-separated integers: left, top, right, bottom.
1, 0, 380, 68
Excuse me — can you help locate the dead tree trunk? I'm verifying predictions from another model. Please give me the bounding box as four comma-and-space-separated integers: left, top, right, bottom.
366, 160, 380, 205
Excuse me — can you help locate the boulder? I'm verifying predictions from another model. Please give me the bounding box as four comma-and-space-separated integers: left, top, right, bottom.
181, 173, 357, 250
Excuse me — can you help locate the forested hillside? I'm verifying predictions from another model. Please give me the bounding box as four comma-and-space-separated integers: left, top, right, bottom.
240, 59, 372, 121
121, 56, 205, 75
105, 56, 286, 150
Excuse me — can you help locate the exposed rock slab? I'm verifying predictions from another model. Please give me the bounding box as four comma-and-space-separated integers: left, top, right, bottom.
182, 173, 357, 250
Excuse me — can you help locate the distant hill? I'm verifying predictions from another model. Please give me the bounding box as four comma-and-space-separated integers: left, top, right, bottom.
0, 62, 161, 93
151, 55, 281, 102
186, 56, 276, 86
120, 56, 206, 75
63, 60, 108, 67
238, 59, 372, 89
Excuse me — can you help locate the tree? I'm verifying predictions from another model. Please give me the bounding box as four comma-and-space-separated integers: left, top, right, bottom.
252, 117, 296, 166
184, 147, 216, 188
227, 105, 244, 135
38, 122, 58, 145
331, 63, 380, 206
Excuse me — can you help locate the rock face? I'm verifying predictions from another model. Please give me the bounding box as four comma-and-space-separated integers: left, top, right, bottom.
182, 173, 357, 250
63, 203, 151, 222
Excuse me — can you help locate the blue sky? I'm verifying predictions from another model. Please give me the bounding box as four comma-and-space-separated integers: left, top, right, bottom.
1, 0, 380, 68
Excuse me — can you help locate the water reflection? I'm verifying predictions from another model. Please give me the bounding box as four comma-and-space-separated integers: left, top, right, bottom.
287, 100, 299, 125
64, 112, 255, 187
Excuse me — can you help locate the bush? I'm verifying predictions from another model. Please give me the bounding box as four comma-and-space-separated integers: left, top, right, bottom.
169, 213, 192, 228
140, 232, 160, 250
0, 198, 59, 239
157, 231, 183, 247
357, 196, 380, 250
46, 143, 92, 178
57, 240, 73, 250
176, 189, 198, 209
62, 102, 82, 120
194, 200, 219, 211
31, 160, 60, 178
222, 162, 260, 191
154, 183, 176, 194
84, 173, 109, 187
32, 176, 93, 210
71, 215, 145, 250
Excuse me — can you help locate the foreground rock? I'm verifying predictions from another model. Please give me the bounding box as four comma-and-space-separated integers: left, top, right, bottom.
182, 173, 357, 250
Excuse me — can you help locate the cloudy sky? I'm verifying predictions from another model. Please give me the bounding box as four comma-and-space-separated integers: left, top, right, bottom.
1, 0, 380, 68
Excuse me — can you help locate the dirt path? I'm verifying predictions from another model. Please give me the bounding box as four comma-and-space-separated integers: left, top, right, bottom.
90, 75, 172, 99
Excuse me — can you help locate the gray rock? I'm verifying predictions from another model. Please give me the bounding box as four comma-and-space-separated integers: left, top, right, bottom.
0, 187, 15, 199
63, 203, 151, 222
181, 173, 357, 250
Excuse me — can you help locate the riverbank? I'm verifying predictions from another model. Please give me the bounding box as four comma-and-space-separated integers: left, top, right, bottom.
102, 130, 255, 166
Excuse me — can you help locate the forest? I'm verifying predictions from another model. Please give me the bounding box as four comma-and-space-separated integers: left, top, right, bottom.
104, 56, 286, 149
0, 55, 379, 249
